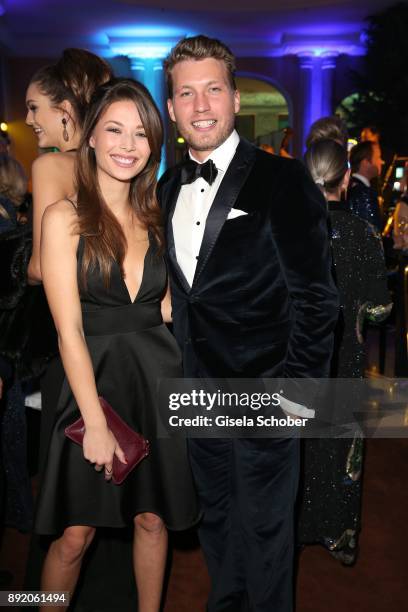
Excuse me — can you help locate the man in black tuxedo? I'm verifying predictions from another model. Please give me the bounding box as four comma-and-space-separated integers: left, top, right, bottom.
348, 141, 383, 232
160, 35, 339, 611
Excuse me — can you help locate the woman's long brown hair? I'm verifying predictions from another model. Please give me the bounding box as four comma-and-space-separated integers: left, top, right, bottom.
75, 78, 164, 287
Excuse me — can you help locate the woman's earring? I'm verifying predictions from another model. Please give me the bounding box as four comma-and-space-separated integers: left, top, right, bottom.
62, 117, 69, 142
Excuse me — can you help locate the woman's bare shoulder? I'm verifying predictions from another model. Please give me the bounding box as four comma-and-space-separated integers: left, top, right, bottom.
31, 152, 76, 203
42, 198, 78, 230
32, 151, 76, 177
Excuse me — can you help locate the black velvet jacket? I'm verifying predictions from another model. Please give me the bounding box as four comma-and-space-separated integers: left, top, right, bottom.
159, 139, 339, 379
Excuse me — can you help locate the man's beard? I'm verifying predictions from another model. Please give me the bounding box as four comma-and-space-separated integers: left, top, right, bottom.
181, 119, 235, 152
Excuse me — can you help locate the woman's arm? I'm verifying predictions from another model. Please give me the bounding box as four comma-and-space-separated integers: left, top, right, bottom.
40, 201, 125, 471
28, 154, 75, 284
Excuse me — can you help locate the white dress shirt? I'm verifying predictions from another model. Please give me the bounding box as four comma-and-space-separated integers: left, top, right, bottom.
352, 173, 371, 187
172, 130, 240, 287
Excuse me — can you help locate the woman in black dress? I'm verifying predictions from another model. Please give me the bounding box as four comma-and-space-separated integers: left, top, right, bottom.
37, 78, 199, 611
21, 50, 125, 609
299, 139, 391, 564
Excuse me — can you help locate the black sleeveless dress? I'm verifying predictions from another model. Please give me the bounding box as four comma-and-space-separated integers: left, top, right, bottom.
34, 235, 200, 534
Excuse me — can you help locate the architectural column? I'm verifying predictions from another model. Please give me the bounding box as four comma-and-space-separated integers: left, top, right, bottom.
130, 58, 168, 175
321, 53, 337, 118
298, 53, 337, 151
298, 54, 314, 151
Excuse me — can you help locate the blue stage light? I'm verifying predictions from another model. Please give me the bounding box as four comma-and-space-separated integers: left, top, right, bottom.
108, 37, 179, 59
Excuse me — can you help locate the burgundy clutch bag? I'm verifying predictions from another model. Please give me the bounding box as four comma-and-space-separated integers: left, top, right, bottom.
64, 396, 150, 485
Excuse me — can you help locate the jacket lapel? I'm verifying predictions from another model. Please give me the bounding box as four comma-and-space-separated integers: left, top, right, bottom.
163, 171, 191, 293
192, 138, 256, 286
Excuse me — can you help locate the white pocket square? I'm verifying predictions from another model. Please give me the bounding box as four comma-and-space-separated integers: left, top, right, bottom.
227, 208, 248, 220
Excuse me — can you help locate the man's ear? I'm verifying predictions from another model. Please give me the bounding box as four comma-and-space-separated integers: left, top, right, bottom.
167, 98, 176, 123
233, 90, 240, 114
360, 158, 369, 173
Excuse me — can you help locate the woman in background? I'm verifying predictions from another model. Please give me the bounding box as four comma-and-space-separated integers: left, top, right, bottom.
306, 115, 349, 149
24, 48, 113, 424
26, 48, 112, 283
298, 139, 391, 564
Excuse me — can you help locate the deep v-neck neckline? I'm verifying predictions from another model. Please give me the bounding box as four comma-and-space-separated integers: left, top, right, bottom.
121, 241, 151, 304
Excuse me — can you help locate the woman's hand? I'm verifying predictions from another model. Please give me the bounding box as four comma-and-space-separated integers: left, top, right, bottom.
83, 425, 127, 480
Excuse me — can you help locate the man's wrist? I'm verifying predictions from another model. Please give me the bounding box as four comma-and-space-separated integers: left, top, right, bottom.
279, 394, 315, 419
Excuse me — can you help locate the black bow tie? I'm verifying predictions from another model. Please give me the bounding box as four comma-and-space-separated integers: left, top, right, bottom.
180, 158, 218, 186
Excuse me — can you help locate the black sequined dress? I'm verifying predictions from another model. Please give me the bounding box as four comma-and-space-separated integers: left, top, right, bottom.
298, 201, 391, 561
348, 175, 382, 233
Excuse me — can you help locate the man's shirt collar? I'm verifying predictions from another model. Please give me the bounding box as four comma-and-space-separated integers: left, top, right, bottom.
352, 173, 371, 188
189, 130, 240, 173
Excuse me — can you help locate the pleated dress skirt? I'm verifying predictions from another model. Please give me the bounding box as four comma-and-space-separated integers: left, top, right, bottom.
34, 243, 200, 535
